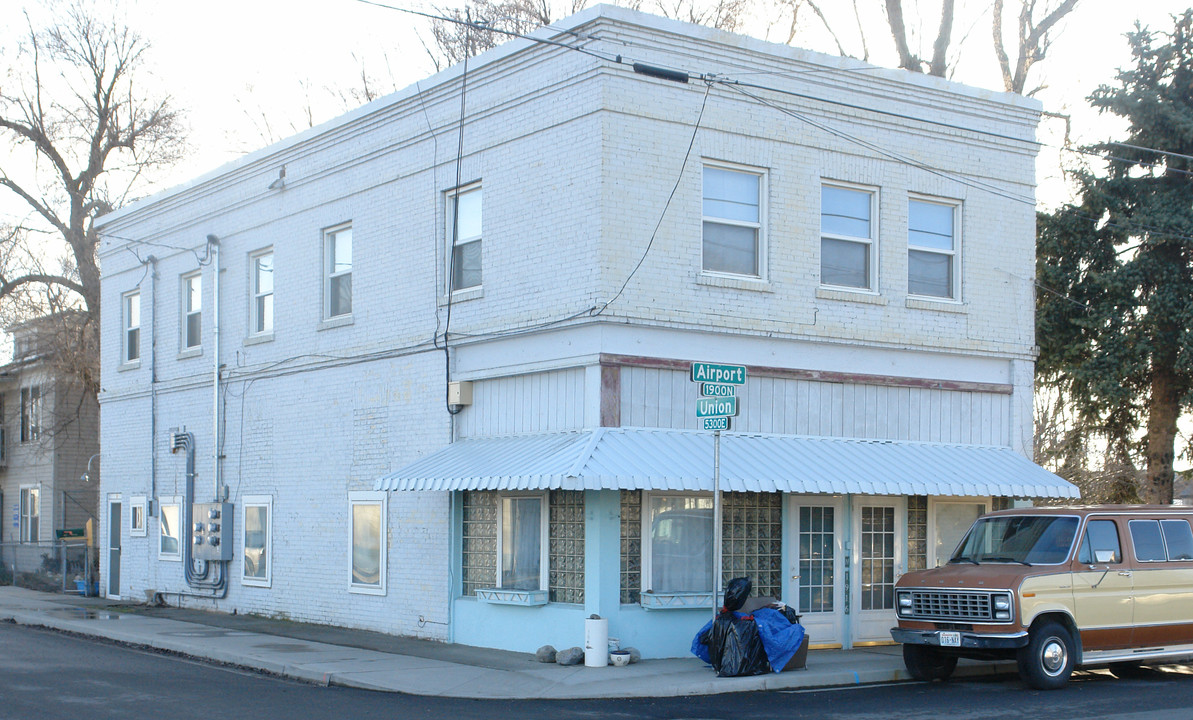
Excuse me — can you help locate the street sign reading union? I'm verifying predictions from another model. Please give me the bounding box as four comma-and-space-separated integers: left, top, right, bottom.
696, 396, 738, 418
690, 362, 746, 385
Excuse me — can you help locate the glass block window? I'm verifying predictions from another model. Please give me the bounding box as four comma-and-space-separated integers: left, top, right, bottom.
907, 496, 927, 571
620, 490, 642, 604
461, 491, 497, 596
549, 490, 585, 604
722, 492, 782, 598
860, 506, 896, 611
798, 505, 835, 614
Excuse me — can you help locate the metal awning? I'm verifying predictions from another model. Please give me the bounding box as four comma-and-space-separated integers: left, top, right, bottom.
375, 427, 1079, 499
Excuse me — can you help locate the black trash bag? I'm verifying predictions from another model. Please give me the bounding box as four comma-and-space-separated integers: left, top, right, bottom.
716, 615, 772, 677
723, 576, 752, 612
779, 604, 801, 625
703, 611, 736, 669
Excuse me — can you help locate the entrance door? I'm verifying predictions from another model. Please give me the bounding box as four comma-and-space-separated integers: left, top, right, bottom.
852, 497, 905, 644
107, 497, 121, 598
786, 496, 845, 648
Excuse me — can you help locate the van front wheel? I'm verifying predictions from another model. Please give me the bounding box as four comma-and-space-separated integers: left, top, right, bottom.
903, 643, 957, 681
1017, 622, 1075, 690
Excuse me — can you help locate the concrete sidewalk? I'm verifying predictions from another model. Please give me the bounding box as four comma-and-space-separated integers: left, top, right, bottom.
0, 586, 1014, 698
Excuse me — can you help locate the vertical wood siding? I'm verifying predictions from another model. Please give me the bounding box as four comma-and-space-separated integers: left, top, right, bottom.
457, 368, 587, 438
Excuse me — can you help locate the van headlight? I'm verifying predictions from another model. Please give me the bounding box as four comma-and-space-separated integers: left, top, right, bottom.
992, 593, 1012, 620
897, 591, 913, 615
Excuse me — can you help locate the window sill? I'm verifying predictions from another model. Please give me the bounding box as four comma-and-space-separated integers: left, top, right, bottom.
440, 287, 484, 306
177, 347, 202, 360
130, 530, 146, 538
349, 583, 387, 596
906, 297, 965, 313
242, 577, 271, 588
816, 287, 886, 305
244, 332, 275, 346
118, 360, 142, 372
475, 588, 549, 606
697, 273, 771, 293
640, 591, 717, 610
318, 315, 354, 332
158, 554, 181, 563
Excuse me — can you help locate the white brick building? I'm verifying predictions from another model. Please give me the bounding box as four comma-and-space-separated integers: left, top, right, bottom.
96, 6, 1075, 657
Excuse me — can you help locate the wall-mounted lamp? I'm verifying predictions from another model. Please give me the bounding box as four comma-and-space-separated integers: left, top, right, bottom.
81, 453, 100, 483
268, 165, 286, 191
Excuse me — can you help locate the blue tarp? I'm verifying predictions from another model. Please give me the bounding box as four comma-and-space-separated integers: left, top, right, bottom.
691, 608, 806, 673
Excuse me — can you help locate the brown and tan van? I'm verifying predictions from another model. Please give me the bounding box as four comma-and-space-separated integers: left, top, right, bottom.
891, 505, 1193, 689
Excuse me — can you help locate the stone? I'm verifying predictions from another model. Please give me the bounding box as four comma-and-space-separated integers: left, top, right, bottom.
535, 645, 557, 663
556, 647, 584, 666
624, 647, 641, 664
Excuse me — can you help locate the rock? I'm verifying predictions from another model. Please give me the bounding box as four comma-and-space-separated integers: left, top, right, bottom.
624, 647, 641, 664
536, 645, 557, 663
556, 647, 584, 666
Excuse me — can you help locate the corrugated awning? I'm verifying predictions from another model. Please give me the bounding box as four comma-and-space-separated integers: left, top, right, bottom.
375, 427, 1079, 499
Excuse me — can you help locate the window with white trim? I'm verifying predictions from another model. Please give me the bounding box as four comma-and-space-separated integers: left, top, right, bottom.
123, 291, 141, 363
447, 185, 482, 292
159, 499, 181, 560
908, 197, 959, 299
324, 225, 352, 319
182, 272, 202, 350
821, 183, 876, 290
19, 486, 39, 543
130, 496, 147, 537
349, 491, 386, 594
242, 495, 272, 587
19, 386, 41, 443
702, 164, 764, 277
498, 493, 548, 592
644, 493, 714, 593
251, 250, 274, 335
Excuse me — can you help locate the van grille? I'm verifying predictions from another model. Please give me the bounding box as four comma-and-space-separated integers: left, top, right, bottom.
904, 590, 993, 621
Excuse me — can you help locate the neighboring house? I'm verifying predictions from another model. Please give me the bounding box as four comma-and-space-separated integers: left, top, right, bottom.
0, 314, 99, 549
95, 6, 1076, 657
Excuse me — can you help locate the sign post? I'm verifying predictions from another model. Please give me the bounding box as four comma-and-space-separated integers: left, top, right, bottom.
690, 361, 746, 620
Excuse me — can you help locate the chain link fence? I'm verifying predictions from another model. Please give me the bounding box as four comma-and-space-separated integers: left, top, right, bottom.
0, 542, 98, 595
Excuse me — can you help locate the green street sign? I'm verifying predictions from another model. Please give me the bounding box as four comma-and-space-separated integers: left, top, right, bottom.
702, 417, 731, 431
701, 382, 736, 397
696, 396, 738, 418
690, 362, 746, 385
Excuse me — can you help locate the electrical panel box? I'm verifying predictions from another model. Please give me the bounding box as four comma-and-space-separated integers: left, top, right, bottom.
192, 502, 233, 562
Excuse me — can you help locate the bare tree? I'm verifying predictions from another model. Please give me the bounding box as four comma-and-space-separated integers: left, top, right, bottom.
992, 0, 1080, 94
1034, 388, 1141, 504
0, 1, 183, 399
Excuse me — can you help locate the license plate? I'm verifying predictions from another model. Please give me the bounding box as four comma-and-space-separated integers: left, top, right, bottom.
939, 631, 961, 647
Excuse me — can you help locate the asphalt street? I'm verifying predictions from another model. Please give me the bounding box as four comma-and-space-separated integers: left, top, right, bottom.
4, 622, 1193, 720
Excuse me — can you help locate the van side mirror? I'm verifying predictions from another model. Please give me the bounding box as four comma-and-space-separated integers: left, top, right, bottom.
1094, 549, 1115, 564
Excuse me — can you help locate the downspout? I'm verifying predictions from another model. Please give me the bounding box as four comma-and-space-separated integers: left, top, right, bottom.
149, 256, 158, 516
206, 235, 222, 503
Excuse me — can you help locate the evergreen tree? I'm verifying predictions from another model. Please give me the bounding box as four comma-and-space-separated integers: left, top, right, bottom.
1037, 11, 1193, 504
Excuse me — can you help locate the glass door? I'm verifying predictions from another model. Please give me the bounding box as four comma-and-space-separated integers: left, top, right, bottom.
107, 497, 121, 598
852, 497, 905, 644
786, 496, 844, 648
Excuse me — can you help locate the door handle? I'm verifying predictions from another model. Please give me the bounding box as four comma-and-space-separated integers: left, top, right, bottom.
791, 575, 800, 580
1118, 570, 1132, 577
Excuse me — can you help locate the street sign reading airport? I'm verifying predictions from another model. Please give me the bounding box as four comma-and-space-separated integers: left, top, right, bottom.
696, 396, 738, 418
690, 362, 746, 385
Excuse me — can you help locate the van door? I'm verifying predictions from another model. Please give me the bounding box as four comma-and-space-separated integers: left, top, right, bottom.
1070, 517, 1133, 651
1127, 516, 1193, 647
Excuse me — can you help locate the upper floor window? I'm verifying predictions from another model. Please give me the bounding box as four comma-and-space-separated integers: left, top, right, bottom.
324, 225, 352, 319
908, 198, 959, 299
182, 272, 202, 350
123, 291, 141, 363
20, 386, 41, 443
703, 164, 763, 277
447, 185, 482, 292
821, 184, 875, 290
251, 250, 274, 335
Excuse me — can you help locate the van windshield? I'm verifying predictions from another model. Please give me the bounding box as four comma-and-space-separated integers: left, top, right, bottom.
951, 515, 1079, 566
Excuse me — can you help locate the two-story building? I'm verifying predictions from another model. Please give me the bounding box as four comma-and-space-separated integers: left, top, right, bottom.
95, 6, 1076, 657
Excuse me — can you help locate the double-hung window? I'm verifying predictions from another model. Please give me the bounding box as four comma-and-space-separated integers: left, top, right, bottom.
123, 291, 141, 363
324, 225, 352, 319
159, 499, 181, 560
498, 493, 548, 592
447, 185, 482, 292
20, 386, 41, 443
242, 495, 272, 587
908, 198, 959, 299
702, 164, 763, 277
19, 486, 39, 543
645, 494, 714, 594
349, 491, 386, 594
821, 184, 876, 290
251, 249, 274, 335
182, 273, 202, 350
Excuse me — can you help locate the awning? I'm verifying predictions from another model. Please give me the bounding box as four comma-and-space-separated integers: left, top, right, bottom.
375, 427, 1079, 499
